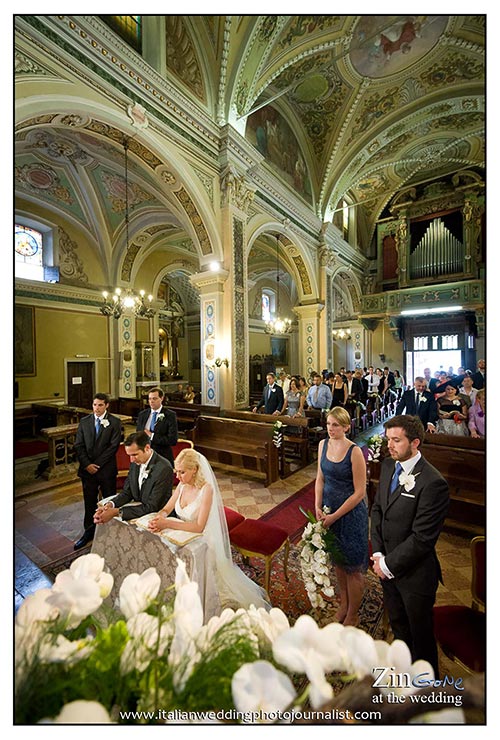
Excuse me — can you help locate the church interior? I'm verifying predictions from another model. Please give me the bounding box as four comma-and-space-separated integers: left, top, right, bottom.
14, 15, 486, 724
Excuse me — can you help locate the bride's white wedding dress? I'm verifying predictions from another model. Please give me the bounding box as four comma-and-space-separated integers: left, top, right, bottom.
174, 459, 270, 611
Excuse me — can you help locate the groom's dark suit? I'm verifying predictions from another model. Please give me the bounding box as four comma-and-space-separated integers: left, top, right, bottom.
396, 388, 438, 427
136, 405, 178, 464
75, 411, 121, 531
110, 451, 173, 520
370, 454, 449, 674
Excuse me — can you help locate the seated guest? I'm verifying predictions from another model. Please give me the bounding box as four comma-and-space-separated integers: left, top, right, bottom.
93, 432, 173, 524
396, 376, 438, 432
468, 389, 485, 438
252, 372, 284, 415
306, 372, 333, 410
136, 387, 178, 465
183, 384, 196, 403
436, 384, 469, 436
170, 383, 185, 402
148, 449, 269, 609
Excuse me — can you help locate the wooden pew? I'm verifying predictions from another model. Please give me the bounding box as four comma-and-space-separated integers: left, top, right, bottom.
421, 433, 485, 533
186, 415, 279, 486
220, 409, 309, 474
166, 402, 220, 431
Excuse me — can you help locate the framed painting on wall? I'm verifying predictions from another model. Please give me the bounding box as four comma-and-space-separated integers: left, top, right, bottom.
271, 337, 288, 366
15, 305, 36, 376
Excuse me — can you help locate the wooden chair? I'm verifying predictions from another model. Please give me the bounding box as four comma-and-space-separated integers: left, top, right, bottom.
433, 536, 485, 673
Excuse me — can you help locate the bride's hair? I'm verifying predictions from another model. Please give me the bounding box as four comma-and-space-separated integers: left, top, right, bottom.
174, 448, 206, 488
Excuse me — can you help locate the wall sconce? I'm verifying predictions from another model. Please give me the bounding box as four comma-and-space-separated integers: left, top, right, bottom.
214, 357, 229, 368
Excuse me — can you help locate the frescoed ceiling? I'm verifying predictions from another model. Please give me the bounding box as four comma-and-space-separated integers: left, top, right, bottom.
183, 14, 484, 235
15, 14, 485, 285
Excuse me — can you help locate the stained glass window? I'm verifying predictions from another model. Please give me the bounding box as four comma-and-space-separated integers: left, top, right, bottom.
15, 224, 44, 281
100, 16, 142, 52
262, 293, 271, 323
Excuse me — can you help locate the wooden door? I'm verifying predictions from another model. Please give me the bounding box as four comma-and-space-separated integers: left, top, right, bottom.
67, 362, 95, 409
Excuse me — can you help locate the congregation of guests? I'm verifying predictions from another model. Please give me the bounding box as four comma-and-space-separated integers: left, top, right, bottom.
252, 358, 485, 441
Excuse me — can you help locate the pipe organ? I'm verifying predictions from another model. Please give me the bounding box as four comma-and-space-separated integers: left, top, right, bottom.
410, 217, 464, 279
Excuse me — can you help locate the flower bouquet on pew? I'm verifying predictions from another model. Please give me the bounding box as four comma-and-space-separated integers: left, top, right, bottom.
298, 506, 345, 609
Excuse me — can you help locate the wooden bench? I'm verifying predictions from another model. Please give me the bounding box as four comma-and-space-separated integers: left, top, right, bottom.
220, 409, 309, 474
367, 434, 485, 533
421, 433, 485, 533
166, 402, 220, 432
186, 415, 279, 486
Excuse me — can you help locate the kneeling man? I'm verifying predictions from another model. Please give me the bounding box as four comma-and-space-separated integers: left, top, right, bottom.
94, 431, 173, 525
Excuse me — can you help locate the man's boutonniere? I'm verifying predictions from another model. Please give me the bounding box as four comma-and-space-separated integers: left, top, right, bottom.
101, 419, 110, 428
398, 470, 421, 492
419, 396, 427, 403
142, 470, 150, 480
157, 413, 165, 421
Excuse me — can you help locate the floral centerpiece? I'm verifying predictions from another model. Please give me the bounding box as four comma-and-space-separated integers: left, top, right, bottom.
298, 508, 345, 609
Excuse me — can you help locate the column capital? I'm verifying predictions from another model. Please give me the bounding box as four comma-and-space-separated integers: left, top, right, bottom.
189, 269, 229, 295
294, 303, 325, 320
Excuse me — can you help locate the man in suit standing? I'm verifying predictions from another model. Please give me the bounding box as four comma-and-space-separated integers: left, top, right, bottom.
252, 372, 284, 415
472, 358, 486, 389
93, 431, 173, 524
396, 377, 438, 432
136, 387, 178, 465
370, 415, 449, 675
74, 392, 121, 550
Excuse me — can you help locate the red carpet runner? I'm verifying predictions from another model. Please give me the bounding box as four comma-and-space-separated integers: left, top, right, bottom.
260, 480, 315, 543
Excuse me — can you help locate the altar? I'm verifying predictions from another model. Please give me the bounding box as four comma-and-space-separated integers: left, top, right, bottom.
91, 516, 221, 620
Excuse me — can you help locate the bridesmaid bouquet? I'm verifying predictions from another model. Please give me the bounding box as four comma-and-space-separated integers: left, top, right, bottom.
298, 507, 344, 609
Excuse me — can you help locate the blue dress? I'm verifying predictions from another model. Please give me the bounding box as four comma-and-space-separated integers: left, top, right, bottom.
320, 441, 368, 573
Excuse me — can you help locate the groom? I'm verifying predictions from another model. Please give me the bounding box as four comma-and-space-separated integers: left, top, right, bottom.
93, 431, 173, 524
370, 414, 449, 675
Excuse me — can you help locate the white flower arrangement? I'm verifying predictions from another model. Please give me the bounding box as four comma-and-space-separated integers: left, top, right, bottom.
15, 553, 458, 724
273, 420, 283, 448
299, 507, 336, 609
101, 419, 110, 428
366, 434, 384, 461
157, 413, 165, 421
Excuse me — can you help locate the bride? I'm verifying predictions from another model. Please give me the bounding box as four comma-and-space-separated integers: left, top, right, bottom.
148, 448, 269, 610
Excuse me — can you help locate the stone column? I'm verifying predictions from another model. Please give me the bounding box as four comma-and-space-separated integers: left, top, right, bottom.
115, 314, 136, 398
189, 270, 229, 407
294, 304, 325, 378
219, 165, 256, 408
319, 244, 338, 372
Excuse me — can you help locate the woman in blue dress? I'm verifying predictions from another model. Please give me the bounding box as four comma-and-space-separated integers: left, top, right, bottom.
315, 407, 368, 626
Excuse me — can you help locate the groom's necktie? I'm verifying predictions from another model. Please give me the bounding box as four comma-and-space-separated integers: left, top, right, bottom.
150, 411, 158, 431
95, 417, 101, 436
390, 462, 403, 494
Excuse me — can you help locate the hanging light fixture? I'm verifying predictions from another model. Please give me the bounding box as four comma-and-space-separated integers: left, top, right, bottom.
265, 234, 292, 334
100, 137, 155, 319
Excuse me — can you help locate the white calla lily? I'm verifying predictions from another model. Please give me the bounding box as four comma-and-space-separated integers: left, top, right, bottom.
47, 578, 103, 627
15, 588, 59, 628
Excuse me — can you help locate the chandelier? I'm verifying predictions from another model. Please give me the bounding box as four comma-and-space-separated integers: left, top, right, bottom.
99, 136, 156, 320
265, 234, 292, 335
332, 328, 351, 340
100, 288, 155, 319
